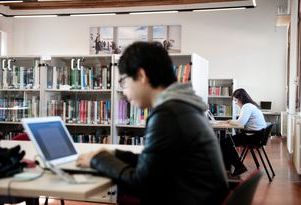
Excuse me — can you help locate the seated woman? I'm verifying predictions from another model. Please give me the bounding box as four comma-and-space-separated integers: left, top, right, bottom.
221, 88, 267, 176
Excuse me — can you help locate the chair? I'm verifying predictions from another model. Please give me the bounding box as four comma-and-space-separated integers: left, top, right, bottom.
239, 123, 275, 182
223, 170, 262, 205
12, 132, 30, 141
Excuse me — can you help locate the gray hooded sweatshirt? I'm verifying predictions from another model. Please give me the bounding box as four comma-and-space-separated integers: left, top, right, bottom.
154, 82, 208, 112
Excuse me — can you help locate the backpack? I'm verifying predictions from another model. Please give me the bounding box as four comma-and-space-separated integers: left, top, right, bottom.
0, 145, 26, 178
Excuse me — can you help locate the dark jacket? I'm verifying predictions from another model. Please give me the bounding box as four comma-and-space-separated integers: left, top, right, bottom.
91, 83, 228, 205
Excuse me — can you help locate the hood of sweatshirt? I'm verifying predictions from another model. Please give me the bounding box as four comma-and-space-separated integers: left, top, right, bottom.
154, 82, 208, 112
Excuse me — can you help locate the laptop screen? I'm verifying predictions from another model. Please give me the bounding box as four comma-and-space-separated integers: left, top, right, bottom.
206, 110, 216, 121
260, 101, 272, 110
27, 121, 77, 161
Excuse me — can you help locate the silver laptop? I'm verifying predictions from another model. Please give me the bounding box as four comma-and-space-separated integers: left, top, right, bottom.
22, 116, 97, 174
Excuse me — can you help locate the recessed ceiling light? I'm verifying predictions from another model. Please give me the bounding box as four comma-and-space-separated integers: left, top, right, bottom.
70, 13, 116, 17
129, 11, 178, 15
0, 0, 23, 3
193, 7, 247, 12
14, 15, 58, 18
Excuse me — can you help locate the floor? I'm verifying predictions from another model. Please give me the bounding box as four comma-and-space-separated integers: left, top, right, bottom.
251, 137, 301, 205
11, 136, 301, 205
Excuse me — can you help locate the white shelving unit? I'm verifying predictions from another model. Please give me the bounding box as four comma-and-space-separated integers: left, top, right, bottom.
0, 53, 208, 145
112, 54, 148, 144
171, 53, 208, 103
208, 78, 237, 120
40, 55, 114, 144
112, 53, 208, 144
0, 56, 41, 140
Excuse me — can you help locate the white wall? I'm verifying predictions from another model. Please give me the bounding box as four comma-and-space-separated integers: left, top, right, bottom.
0, 0, 287, 112
0, 16, 13, 55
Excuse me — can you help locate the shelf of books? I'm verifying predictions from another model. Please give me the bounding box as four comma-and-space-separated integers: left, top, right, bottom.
112, 54, 148, 145
112, 53, 208, 145
0, 54, 208, 145
208, 78, 237, 120
0, 56, 40, 139
0, 57, 40, 120
114, 97, 150, 144
40, 55, 113, 144
171, 53, 208, 104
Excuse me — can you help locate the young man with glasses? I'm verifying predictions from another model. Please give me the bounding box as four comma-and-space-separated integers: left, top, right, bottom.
77, 42, 228, 205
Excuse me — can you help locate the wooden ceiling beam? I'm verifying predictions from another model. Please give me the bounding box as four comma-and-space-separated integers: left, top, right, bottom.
4, 0, 247, 10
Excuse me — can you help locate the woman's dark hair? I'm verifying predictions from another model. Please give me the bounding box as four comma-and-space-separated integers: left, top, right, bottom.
118, 41, 177, 88
232, 88, 259, 107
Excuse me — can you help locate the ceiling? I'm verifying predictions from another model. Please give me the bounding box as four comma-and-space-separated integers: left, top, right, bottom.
1, 0, 251, 10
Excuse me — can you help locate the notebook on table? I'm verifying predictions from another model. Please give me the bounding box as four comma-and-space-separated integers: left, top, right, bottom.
21, 116, 97, 174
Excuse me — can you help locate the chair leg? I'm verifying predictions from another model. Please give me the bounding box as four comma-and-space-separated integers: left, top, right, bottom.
239, 147, 246, 160
240, 147, 248, 162
44, 196, 49, 205
25, 197, 39, 205
261, 146, 276, 177
43, 197, 64, 205
256, 148, 273, 182
250, 148, 260, 169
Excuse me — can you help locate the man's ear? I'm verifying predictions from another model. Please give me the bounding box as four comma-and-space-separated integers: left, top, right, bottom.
137, 68, 148, 84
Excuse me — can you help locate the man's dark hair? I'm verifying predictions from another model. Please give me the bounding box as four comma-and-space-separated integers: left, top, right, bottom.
118, 41, 177, 88
232, 88, 259, 107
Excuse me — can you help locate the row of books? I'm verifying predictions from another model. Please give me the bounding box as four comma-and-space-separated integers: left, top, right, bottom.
2, 131, 109, 144
118, 134, 145, 145
0, 66, 40, 89
174, 63, 191, 83
208, 86, 231, 96
47, 99, 111, 124
72, 134, 109, 144
47, 65, 111, 90
0, 97, 39, 121
118, 99, 150, 126
209, 104, 232, 117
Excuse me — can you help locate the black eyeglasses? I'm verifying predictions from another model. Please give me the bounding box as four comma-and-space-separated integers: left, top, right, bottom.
118, 75, 129, 89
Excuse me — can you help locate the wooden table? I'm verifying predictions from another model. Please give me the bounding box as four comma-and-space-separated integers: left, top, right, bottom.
0, 171, 113, 202
0, 140, 143, 203
210, 120, 244, 129
210, 120, 244, 141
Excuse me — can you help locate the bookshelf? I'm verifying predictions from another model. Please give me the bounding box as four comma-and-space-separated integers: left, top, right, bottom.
208, 79, 237, 120
0, 54, 208, 145
113, 54, 148, 145
0, 56, 40, 140
112, 53, 208, 144
40, 55, 113, 144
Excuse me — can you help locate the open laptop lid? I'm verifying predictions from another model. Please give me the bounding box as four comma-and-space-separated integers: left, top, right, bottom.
22, 116, 79, 166
206, 110, 216, 121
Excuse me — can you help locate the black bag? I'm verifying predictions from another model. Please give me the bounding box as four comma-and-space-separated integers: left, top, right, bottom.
0, 145, 26, 178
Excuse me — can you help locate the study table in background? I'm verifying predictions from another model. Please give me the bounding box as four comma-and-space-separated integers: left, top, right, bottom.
0, 140, 143, 204
210, 120, 244, 140
210, 120, 244, 130
211, 111, 282, 138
